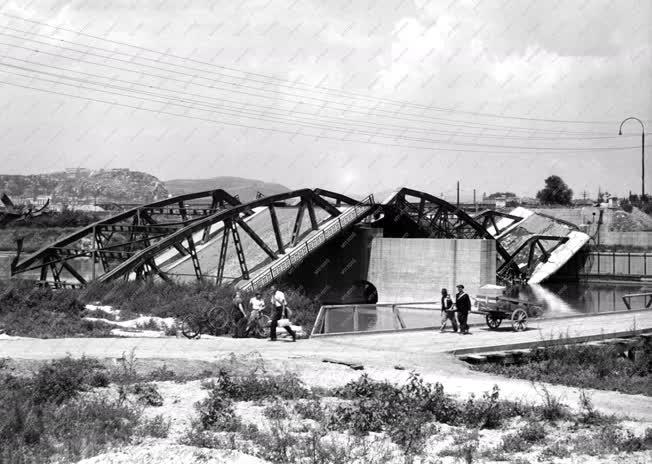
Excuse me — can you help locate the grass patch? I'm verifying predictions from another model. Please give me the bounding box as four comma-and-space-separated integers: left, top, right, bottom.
0, 279, 322, 338
181, 365, 652, 464
0, 356, 140, 463
473, 338, 652, 396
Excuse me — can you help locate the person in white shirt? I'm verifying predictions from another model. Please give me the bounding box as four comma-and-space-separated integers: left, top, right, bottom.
249, 292, 266, 314
269, 285, 296, 342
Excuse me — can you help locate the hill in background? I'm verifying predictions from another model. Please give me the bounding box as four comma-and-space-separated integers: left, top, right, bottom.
0, 169, 168, 205
164, 176, 290, 202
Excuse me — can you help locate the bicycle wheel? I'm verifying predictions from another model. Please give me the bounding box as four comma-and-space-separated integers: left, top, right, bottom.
252, 314, 272, 339
180, 313, 202, 339
206, 306, 230, 335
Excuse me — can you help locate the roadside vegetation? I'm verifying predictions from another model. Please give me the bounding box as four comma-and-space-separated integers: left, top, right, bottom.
0, 279, 319, 338
472, 339, 651, 396
2, 353, 650, 463
182, 367, 651, 463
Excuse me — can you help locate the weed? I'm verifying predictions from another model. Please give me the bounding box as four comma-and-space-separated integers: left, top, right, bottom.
474, 337, 651, 396
135, 317, 161, 331
32, 356, 107, 405
0, 370, 139, 463
501, 420, 546, 453
293, 399, 325, 422
535, 384, 569, 421
540, 441, 572, 459
130, 383, 163, 407
203, 368, 310, 402
147, 363, 177, 381
439, 429, 479, 464
195, 391, 242, 432
138, 414, 171, 438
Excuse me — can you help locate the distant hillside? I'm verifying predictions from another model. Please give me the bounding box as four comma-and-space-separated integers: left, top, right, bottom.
164, 176, 290, 202
0, 169, 168, 204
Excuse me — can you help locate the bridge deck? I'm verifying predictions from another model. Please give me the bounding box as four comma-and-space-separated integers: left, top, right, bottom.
163, 205, 333, 283
2, 310, 649, 362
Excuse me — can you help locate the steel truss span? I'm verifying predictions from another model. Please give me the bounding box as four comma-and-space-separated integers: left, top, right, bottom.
11, 189, 242, 286
12, 186, 569, 288
92, 188, 369, 286
385, 188, 522, 283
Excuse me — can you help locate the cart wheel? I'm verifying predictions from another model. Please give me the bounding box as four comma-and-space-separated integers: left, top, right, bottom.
206, 306, 229, 335
252, 314, 272, 339
486, 314, 503, 329
180, 313, 202, 339
511, 308, 528, 332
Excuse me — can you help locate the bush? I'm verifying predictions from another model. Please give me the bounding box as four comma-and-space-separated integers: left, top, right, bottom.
195, 391, 242, 432
501, 420, 546, 453
0, 281, 113, 338
138, 414, 171, 438
130, 383, 164, 407
203, 368, 310, 402
474, 340, 651, 396
32, 356, 107, 405
147, 364, 177, 382
293, 399, 325, 422
0, 367, 139, 463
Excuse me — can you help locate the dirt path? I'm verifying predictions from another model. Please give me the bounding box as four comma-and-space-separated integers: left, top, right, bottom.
2, 310, 652, 422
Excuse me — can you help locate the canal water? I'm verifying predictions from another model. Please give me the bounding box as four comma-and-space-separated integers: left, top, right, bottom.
1, 252, 649, 314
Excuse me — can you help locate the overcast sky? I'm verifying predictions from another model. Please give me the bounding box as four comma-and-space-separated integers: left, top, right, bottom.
0, 0, 649, 201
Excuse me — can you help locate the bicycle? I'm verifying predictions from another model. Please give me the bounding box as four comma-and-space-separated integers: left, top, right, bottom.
179, 304, 271, 339
180, 305, 230, 339
244, 310, 272, 339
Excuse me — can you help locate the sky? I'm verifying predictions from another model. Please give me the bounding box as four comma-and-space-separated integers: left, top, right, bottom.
0, 0, 650, 201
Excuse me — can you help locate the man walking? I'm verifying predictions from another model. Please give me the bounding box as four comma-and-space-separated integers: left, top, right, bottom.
269, 285, 296, 342
440, 288, 457, 332
455, 284, 471, 334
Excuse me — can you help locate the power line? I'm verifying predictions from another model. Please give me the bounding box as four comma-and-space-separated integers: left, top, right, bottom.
1, 65, 641, 152
0, 55, 632, 143
3, 13, 645, 126
0, 27, 628, 136
3, 76, 649, 156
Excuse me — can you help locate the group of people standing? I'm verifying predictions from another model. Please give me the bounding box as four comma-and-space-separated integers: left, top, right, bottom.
232, 285, 297, 342
440, 284, 471, 335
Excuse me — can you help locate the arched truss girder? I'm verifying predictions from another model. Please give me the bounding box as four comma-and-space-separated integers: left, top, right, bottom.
11, 189, 242, 285
96, 188, 368, 284
386, 187, 522, 282
496, 235, 569, 281
473, 210, 524, 237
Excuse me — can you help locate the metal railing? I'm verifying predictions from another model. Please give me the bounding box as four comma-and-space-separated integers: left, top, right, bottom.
311, 301, 439, 337
622, 292, 652, 310
244, 195, 375, 291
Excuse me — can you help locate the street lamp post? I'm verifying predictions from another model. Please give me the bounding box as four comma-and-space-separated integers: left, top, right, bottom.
618, 117, 645, 199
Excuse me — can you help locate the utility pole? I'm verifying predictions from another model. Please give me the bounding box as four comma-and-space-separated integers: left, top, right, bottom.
473, 189, 477, 212
456, 181, 460, 209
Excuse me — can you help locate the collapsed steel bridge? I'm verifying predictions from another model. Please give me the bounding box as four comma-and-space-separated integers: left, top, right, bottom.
10, 187, 582, 288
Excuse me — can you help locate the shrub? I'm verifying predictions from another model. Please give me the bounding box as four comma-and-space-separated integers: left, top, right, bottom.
535, 385, 569, 421
0, 370, 139, 463
439, 429, 480, 464
293, 399, 325, 422
147, 364, 177, 382
501, 420, 546, 453
0, 282, 113, 338
203, 368, 310, 402
130, 383, 164, 407
474, 339, 651, 396
138, 414, 171, 438
32, 356, 107, 405
195, 388, 242, 432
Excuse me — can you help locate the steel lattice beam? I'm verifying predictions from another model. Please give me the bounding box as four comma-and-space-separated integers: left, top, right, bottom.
12, 189, 242, 284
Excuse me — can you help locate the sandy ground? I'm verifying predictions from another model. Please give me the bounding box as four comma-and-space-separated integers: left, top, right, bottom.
2, 310, 652, 422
